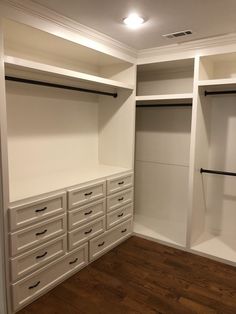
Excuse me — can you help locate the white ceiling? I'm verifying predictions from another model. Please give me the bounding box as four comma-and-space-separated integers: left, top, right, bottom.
32, 0, 236, 50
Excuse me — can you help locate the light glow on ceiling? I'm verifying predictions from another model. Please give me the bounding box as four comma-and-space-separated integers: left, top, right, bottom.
123, 13, 145, 29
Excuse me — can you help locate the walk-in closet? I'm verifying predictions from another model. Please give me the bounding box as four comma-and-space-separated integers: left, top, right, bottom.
1, 1, 236, 313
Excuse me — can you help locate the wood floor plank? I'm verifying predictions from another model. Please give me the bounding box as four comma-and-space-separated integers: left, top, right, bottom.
17, 236, 236, 314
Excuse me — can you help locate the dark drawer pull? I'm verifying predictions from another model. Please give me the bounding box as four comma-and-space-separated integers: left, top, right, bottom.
84, 192, 93, 196
98, 241, 105, 247
121, 228, 127, 233
36, 252, 48, 259
118, 197, 124, 201
118, 213, 124, 218
84, 228, 92, 235
118, 181, 124, 185
35, 229, 47, 236
35, 206, 47, 213
84, 210, 93, 216
28, 281, 40, 290
69, 258, 78, 265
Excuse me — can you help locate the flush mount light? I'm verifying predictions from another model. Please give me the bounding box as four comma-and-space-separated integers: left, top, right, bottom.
123, 13, 145, 29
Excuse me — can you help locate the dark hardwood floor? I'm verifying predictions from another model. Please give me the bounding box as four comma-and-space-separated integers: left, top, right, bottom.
18, 236, 236, 314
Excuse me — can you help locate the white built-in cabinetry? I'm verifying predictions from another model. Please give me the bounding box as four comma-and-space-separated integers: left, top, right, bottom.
134, 52, 236, 268
0, 18, 135, 313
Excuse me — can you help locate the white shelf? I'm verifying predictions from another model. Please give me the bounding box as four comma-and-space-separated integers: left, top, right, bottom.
191, 231, 236, 264
136, 93, 193, 105
133, 213, 186, 247
9, 164, 132, 203
198, 78, 236, 90
4, 56, 134, 92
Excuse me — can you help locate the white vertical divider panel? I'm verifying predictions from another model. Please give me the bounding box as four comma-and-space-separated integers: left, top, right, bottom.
98, 65, 136, 169
0, 16, 9, 314
188, 56, 212, 247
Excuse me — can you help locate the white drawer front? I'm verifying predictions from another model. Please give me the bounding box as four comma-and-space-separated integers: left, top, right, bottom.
107, 173, 133, 195
107, 188, 133, 213
10, 214, 67, 256
68, 217, 105, 250
9, 192, 66, 231
12, 244, 88, 311
68, 181, 106, 209
68, 199, 106, 230
107, 203, 133, 229
11, 235, 67, 282
89, 219, 132, 261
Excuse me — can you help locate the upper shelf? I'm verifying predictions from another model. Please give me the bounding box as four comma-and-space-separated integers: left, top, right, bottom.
136, 93, 193, 105
4, 56, 134, 92
198, 78, 236, 91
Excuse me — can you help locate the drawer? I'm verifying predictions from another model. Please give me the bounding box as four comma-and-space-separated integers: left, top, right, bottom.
11, 235, 67, 282
68, 180, 106, 209
10, 214, 66, 256
68, 199, 106, 230
12, 243, 88, 311
89, 219, 132, 261
9, 192, 66, 231
107, 173, 133, 195
107, 203, 133, 229
107, 188, 133, 213
68, 217, 105, 250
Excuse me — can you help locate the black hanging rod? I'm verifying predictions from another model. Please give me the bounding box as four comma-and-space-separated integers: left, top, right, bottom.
136, 103, 192, 108
5, 76, 118, 98
200, 168, 236, 177
205, 90, 236, 96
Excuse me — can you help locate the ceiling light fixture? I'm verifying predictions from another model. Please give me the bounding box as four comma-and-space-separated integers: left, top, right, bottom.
123, 13, 145, 29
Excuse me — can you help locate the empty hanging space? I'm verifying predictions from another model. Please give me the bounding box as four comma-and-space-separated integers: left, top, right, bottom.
3, 20, 135, 202
136, 58, 194, 105
190, 55, 236, 263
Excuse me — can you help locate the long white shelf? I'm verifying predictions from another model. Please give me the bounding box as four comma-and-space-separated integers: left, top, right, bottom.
136, 93, 193, 105
191, 231, 236, 264
198, 78, 236, 89
9, 164, 132, 203
133, 213, 186, 247
4, 56, 134, 92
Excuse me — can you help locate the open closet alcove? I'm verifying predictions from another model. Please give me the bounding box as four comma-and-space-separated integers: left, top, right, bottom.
134, 58, 194, 247
3, 19, 136, 202
190, 52, 236, 264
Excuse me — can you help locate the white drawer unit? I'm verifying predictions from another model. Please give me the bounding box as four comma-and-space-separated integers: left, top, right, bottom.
12, 243, 88, 311
68, 180, 106, 209
68, 199, 106, 230
107, 188, 133, 213
107, 203, 133, 229
107, 173, 133, 195
89, 219, 132, 261
9, 192, 66, 231
10, 214, 67, 256
11, 235, 67, 282
68, 217, 105, 251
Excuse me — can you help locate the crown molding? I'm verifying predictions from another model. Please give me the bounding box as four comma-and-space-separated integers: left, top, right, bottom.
1, 0, 138, 61
138, 33, 236, 63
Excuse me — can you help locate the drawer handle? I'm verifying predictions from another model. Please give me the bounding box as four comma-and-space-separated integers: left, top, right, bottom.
35, 206, 47, 213
118, 213, 124, 218
36, 251, 48, 259
98, 241, 105, 247
69, 258, 78, 265
84, 228, 92, 235
118, 197, 124, 202
28, 281, 40, 290
84, 210, 93, 216
118, 181, 124, 185
121, 228, 127, 233
35, 229, 47, 236
84, 192, 93, 196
